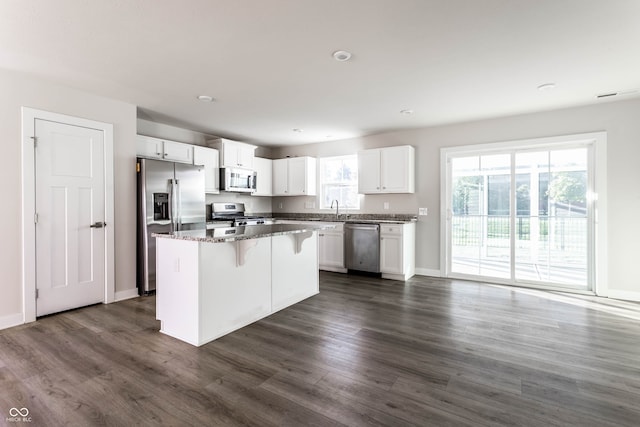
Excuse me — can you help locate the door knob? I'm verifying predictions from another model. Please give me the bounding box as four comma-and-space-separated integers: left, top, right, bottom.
90, 221, 106, 228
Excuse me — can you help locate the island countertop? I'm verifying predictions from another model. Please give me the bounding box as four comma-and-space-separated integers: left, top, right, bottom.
153, 223, 332, 243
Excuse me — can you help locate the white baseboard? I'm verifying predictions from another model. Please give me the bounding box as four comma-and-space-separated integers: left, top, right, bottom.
114, 288, 139, 302
0, 312, 24, 331
415, 268, 442, 278
607, 289, 640, 302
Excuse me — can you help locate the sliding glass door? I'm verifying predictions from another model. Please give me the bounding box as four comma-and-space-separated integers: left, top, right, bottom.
450, 154, 512, 279
447, 143, 593, 291
514, 149, 589, 286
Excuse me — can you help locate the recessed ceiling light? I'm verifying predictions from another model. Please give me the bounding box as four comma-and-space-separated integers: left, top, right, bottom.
400, 109, 414, 115
537, 83, 556, 91
292, 128, 304, 133
197, 95, 214, 102
332, 50, 352, 62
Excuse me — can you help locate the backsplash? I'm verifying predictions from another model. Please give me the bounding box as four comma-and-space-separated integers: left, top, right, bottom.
271, 212, 417, 221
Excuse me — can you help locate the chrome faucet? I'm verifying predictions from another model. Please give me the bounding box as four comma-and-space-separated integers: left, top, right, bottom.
331, 199, 340, 219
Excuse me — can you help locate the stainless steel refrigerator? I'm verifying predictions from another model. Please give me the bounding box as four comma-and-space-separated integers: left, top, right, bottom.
137, 158, 206, 294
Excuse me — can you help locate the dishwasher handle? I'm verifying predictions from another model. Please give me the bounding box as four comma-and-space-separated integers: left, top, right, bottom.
345, 223, 380, 231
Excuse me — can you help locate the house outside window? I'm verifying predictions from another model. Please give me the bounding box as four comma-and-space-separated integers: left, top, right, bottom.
319, 155, 359, 210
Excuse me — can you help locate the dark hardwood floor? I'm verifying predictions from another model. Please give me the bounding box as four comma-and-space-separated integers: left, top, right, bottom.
1, 272, 640, 426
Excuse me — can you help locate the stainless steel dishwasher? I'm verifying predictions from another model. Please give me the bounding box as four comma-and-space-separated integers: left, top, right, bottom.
345, 223, 380, 273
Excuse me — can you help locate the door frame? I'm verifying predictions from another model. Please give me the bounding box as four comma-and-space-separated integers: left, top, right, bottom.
439, 131, 608, 296
21, 107, 115, 323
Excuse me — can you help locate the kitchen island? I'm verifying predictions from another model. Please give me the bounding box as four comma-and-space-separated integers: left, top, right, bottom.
153, 224, 328, 346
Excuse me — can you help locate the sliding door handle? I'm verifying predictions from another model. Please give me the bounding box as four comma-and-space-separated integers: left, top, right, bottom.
90, 221, 106, 228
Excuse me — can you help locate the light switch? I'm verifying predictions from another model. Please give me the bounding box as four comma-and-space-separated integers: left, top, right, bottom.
419, 207, 428, 216
383, 202, 389, 210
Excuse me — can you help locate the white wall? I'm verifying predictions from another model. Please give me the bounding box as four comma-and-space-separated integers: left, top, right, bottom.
273, 98, 640, 298
0, 69, 138, 326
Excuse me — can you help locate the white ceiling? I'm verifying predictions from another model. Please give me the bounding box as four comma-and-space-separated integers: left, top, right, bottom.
1, 1, 639, 146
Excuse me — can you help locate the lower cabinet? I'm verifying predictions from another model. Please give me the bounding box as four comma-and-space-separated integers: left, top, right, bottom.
380, 222, 416, 280
156, 232, 319, 346
319, 223, 346, 273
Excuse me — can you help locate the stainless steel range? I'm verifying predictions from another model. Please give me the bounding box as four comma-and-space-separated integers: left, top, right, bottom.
210, 202, 269, 226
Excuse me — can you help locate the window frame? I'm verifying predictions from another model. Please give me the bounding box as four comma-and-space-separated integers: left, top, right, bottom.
319, 154, 360, 210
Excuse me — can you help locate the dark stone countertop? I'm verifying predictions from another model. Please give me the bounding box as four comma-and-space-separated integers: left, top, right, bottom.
153, 223, 334, 243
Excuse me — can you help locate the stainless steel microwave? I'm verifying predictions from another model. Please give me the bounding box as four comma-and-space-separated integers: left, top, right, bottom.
219, 167, 257, 193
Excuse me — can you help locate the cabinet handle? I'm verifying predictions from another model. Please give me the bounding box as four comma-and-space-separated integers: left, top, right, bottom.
383, 186, 386, 189
377, 187, 380, 189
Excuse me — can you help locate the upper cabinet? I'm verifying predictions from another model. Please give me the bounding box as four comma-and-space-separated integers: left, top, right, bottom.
136, 135, 194, 164
272, 157, 317, 196
208, 138, 256, 169
252, 157, 273, 197
358, 145, 415, 194
193, 146, 220, 194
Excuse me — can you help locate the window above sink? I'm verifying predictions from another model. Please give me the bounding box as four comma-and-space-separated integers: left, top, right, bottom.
319, 155, 360, 210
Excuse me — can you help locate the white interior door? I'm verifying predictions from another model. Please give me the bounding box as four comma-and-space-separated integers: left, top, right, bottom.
35, 119, 106, 316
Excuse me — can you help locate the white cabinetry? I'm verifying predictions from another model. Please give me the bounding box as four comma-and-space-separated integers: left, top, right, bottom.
380, 222, 416, 280
272, 157, 317, 196
319, 223, 346, 272
358, 145, 415, 194
137, 135, 194, 164
193, 146, 219, 194
209, 138, 256, 169
272, 159, 288, 195
156, 232, 319, 346
252, 157, 272, 196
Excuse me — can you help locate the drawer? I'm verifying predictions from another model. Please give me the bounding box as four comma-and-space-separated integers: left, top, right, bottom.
206, 221, 233, 229
380, 224, 402, 235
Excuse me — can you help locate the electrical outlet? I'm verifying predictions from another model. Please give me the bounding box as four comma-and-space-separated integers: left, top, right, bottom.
419, 207, 428, 216
278, 202, 283, 209
383, 202, 389, 210
305, 201, 315, 209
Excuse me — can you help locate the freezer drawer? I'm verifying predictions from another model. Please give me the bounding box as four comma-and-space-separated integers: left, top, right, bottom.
345, 223, 380, 273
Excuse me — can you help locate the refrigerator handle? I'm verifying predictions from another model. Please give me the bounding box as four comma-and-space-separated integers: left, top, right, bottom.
175, 179, 181, 230
168, 178, 177, 231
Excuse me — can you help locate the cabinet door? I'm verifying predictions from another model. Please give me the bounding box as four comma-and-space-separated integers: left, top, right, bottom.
253, 157, 272, 196
381, 146, 411, 192
163, 140, 193, 164
221, 143, 238, 167
380, 234, 403, 274
319, 232, 345, 269
136, 135, 164, 159
193, 146, 219, 193
237, 145, 254, 169
287, 157, 308, 195
358, 149, 381, 193
272, 159, 289, 195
